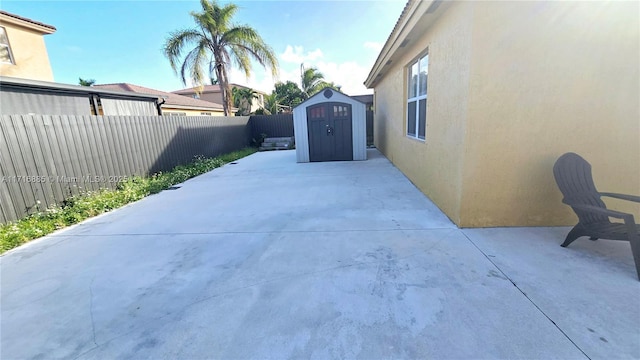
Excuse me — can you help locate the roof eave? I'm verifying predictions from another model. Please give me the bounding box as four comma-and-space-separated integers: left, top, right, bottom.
0, 76, 158, 100
364, 0, 444, 88
0, 12, 56, 34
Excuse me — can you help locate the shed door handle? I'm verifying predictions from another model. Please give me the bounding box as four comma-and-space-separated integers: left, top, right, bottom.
326, 125, 333, 136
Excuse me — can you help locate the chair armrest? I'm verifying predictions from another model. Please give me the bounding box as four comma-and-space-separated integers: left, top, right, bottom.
570, 203, 636, 223
599, 192, 640, 203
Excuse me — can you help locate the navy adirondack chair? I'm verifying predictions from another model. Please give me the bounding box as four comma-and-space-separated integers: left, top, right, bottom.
553, 152, 640, 280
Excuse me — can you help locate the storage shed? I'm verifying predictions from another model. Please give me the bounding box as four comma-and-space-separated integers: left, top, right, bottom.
293, 89, 367, 162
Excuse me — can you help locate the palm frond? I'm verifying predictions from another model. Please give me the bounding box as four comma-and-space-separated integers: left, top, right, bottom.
222, 26, 279, 77
163, 29, 204, 74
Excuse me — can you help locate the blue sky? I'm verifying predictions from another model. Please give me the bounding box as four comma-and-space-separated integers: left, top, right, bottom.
2, 0, 406, 95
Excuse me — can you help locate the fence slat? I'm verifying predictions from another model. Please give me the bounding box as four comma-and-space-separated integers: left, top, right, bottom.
0, 114, 252, 223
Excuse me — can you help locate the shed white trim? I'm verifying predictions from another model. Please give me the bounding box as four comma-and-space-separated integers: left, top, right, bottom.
293, 90, 367, 162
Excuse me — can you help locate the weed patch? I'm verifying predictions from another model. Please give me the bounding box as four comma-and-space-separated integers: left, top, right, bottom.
0, 148, 256, 253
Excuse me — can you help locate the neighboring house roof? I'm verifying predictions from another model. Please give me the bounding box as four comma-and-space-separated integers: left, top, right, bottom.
0, 76, 158, 100
350, 94, 373, 104
0, 11, 56, 34
172, 83, 268, 95
94, 83, 227, 111
364, 0, 446, 88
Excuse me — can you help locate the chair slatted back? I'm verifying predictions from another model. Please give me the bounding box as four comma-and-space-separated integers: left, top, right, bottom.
553, 152, 609, 224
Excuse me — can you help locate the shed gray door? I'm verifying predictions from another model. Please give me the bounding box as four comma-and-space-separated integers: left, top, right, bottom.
307, 102, 353, 162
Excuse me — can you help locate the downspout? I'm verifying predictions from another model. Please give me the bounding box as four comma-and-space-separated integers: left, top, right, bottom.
156, 97, 166, 115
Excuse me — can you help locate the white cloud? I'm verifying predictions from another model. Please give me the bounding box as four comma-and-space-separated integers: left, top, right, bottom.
66, 45, 83, 54
363, 41, 383, 52
280, 45, 324, 64
228, 66, 299, 94
225, 44, 375, 95
315, 60, 372, 95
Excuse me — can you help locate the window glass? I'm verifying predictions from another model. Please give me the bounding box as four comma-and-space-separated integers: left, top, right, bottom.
406, 50, 428, 140
0, 27, 13, 64
407, 101, 417, 136
409, 62, 418, 98
419, 54, 428, 96
418, 99, 426, 140
0, 28, 8, 44
0, 47, 11, 63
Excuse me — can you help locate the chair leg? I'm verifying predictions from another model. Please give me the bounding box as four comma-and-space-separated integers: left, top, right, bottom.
561, 225, 584, 247
627, 232, 640, 281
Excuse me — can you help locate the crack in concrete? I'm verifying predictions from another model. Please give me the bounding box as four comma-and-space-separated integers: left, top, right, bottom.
47, 228, 456, 237
460, 231, 592, 360
88, 277, 98, 347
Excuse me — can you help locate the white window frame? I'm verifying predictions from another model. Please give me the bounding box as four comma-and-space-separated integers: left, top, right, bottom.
406, 50, 428, 141
0, 27, 15, 65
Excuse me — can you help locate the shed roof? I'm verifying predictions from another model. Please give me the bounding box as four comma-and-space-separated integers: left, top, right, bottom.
293, 88, 366, 110
95, 83, 226, 111
350, 94, 373, 104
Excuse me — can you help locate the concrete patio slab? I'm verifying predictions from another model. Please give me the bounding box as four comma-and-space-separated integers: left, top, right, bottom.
1, 149, 638, 359
463, 227, 640, 359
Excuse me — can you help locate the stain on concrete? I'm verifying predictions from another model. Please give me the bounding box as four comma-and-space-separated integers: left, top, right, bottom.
487, 269, 508, 280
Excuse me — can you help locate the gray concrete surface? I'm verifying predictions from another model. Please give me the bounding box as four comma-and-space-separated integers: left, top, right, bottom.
1, 149, 638, 359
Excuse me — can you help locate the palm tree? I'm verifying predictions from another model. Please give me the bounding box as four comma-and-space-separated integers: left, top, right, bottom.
78, 78, 95, 86
301, 67, 326, 99
263, 93, 279, 114
163, 0, 278, 116
232, 86, 258, 115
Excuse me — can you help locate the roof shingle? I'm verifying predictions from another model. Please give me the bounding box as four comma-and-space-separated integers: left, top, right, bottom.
0, 11, 56, 31
94, 83, 225, 110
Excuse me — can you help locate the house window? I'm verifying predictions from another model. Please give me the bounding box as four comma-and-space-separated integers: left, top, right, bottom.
407, 50, 428, 140
0, 27, 15, 64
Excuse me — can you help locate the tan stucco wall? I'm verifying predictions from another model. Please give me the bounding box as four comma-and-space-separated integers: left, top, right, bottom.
374, 2, 474, 224
0, 24, 53, 81
374, 1, 639, 227
161, 106, 225, 117
461, 0, 639, 227
199, 92, 224, 106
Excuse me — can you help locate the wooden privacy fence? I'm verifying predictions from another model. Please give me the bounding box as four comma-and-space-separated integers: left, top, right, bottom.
0, 115, 250, 223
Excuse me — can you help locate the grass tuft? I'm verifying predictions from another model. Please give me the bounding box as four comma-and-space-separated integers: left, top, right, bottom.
0, 148, 256, 253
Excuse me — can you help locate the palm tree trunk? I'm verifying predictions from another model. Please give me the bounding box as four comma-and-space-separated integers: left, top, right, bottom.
212, 49, 230, 116
220, 66, 232, 116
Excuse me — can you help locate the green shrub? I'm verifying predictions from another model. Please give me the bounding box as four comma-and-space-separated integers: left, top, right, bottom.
0, 148, 256, 253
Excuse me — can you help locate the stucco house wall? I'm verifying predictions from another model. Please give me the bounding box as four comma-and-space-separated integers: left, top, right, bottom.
368, 0, 639, 227
460, 0, 639, 227
0, 11, 55, 81
161, 106, 225, 117
373, 2, 474, 224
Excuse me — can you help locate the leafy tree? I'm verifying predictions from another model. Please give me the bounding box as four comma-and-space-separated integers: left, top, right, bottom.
273, 81, 304, 109
78, 78, 95, 86
163, 0, 278, 116
232, 86, 258, 115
